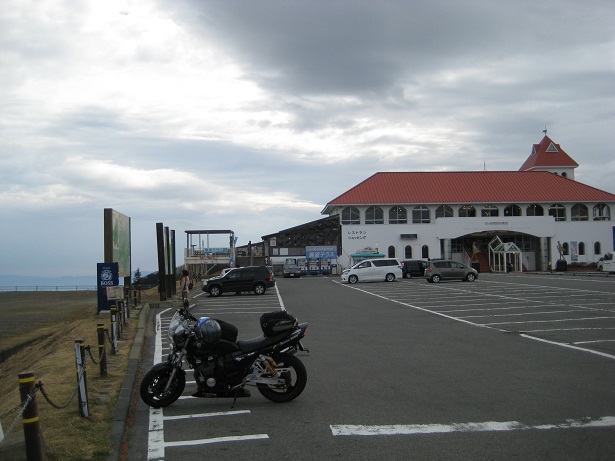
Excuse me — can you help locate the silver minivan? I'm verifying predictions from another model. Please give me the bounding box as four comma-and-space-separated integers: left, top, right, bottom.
341, 258, 403, 284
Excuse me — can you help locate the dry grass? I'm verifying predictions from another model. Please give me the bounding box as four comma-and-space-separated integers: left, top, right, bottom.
0, 289, 159, 461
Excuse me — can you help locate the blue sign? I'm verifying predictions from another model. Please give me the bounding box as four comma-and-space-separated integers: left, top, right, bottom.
97, 262, 119, 313
306, 245, 337, 259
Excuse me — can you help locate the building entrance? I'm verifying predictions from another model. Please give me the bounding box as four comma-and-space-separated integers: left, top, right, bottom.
450, 232, 543, 272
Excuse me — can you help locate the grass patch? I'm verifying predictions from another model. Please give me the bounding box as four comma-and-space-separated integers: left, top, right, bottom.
0, 289, 158, 460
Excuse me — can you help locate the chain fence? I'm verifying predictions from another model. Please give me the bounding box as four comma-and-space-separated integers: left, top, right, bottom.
0, 358, 87, 441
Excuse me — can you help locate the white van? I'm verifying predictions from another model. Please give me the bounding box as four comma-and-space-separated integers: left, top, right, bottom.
597, 251, 615, 272
341, 258, 403, 284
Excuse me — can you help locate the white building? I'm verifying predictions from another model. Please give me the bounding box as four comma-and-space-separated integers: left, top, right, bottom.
321, 135, 615, 272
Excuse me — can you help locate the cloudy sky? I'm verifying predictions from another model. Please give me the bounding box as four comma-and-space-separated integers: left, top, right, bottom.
1, 0, 614, 278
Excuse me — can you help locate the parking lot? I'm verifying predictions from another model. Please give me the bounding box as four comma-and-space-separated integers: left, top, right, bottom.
128, 273, 615, 461
342, 273, 615, 358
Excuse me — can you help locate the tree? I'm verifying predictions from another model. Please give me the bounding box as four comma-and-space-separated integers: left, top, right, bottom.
134, 267, 142, 285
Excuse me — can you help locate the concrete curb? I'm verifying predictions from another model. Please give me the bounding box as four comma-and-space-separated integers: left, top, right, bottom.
108, 303, 150, 461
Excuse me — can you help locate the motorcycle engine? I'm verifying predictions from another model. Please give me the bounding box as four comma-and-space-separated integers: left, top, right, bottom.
193, 354, 242, 391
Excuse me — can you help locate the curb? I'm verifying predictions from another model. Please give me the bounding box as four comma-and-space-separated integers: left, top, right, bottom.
108, 303, 150, 461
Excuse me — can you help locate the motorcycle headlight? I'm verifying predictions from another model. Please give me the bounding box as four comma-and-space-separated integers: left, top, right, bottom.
168, 324, 186, 347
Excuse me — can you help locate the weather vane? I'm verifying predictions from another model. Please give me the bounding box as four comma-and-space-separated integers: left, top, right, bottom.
543, 126, 548, 135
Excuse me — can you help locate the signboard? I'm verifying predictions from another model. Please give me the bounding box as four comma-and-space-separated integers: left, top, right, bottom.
306, 245, 337, 259
106, 286, 124, 300
97, 262, 119, 313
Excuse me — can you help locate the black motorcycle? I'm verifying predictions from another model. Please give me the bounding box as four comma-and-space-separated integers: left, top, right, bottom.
140, 305, 309, 408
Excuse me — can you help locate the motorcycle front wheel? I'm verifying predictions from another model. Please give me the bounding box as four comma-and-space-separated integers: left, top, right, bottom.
140, 365, 186, 408
258, 352, 307, 403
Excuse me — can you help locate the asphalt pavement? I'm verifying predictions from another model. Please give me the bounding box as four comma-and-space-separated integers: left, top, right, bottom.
118, 273, 615, 461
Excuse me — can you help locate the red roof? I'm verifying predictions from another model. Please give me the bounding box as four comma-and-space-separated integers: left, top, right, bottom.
324, 171, 615, 208
519, 135, 579, 171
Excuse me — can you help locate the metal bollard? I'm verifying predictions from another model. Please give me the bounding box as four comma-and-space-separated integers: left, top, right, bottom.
97, 324, 107, 377
74, 340, 89, 417
110, 307, 118, 354
18, 371, 46, 461
124, 298, 130, 325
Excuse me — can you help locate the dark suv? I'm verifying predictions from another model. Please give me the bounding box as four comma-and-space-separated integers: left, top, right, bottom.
401, 260, 428, 278
202, 266, 275, 296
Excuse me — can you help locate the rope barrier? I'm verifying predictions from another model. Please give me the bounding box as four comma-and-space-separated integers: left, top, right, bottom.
36, 363, 85, 410
86, 345, 99, 365
2, 386, 36, 436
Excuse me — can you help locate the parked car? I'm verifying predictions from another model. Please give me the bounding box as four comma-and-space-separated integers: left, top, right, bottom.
283, 264, 301, 278
401, 260, 428, 278
424, 260, 478, 283
341, 258, 403, 284
202, 266, 275, 296
597, 252, 615, 272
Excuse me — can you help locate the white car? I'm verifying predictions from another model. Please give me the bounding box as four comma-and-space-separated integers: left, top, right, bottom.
341, 258, 403, 284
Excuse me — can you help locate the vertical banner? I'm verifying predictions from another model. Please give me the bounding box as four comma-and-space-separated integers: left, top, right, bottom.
571, 241, 578, 262
97, 262, 119, 313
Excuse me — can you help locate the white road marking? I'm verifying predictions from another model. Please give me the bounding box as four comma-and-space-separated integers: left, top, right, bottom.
335, 279, 615, 360
331, 416, 615, 436
164, 434, 269, 448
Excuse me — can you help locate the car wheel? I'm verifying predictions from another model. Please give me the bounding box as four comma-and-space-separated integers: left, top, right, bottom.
431, 275, 441, 283
385, 273, 396, 282
348, 275, 358, 284
254, 283, 266, 295
209, 285, 222, 297
466, 273, 476, 282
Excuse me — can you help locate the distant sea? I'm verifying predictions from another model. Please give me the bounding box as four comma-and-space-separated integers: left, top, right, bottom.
0, 275, 97, 291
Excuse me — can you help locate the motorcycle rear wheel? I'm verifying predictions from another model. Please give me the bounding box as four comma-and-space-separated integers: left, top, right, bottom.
140, 366, 186, 408
258, 352, 307, 403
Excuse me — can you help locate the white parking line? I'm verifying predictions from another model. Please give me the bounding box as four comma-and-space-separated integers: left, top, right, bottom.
331, 416, 615, 436
147, 308, 270, 461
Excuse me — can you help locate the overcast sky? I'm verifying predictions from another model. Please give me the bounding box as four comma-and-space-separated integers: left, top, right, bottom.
1, 0, 614, 277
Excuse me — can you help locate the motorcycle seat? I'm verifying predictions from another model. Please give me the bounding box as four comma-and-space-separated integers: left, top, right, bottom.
237, 331, 291, 354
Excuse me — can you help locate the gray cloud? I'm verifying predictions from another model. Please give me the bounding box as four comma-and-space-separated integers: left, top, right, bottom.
1, 0, 614, 277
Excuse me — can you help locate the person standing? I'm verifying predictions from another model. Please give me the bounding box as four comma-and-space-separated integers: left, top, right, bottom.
180, 269, 190, 306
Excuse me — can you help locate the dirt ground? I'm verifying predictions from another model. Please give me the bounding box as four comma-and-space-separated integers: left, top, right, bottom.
0, 291, 101, 353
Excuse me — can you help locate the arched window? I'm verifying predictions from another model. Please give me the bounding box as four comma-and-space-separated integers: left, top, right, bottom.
548, 204, 566, 222
435, 205, 453, 218
458, 205, 476, 217
527, 204, 544, 216
482, 204, 499, 217
504, 204, 521, 216
562, 242, 569, 255
594, 242, 601, 255
341, 206, 360, 224
365, 206, 384, 224
389, 206, 407, 224
412, 205, 430, 223
388, 245, 396, 258
404, 245, 412, 259
571, 204, 588, 221
422, 245, 429, 259
578, 242, 585, 256
593, 203, 611, 221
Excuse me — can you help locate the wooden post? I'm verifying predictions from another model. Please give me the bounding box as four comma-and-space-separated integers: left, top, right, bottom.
18, 371, 46, 461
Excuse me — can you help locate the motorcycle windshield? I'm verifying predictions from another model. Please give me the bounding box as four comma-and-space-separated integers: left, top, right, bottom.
167, 311, 188, 344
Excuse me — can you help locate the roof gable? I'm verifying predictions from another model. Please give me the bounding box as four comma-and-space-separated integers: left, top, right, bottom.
519, 135, 579, 171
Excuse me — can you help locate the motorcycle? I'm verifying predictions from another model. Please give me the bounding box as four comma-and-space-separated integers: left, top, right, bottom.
140, 304, 309, 408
